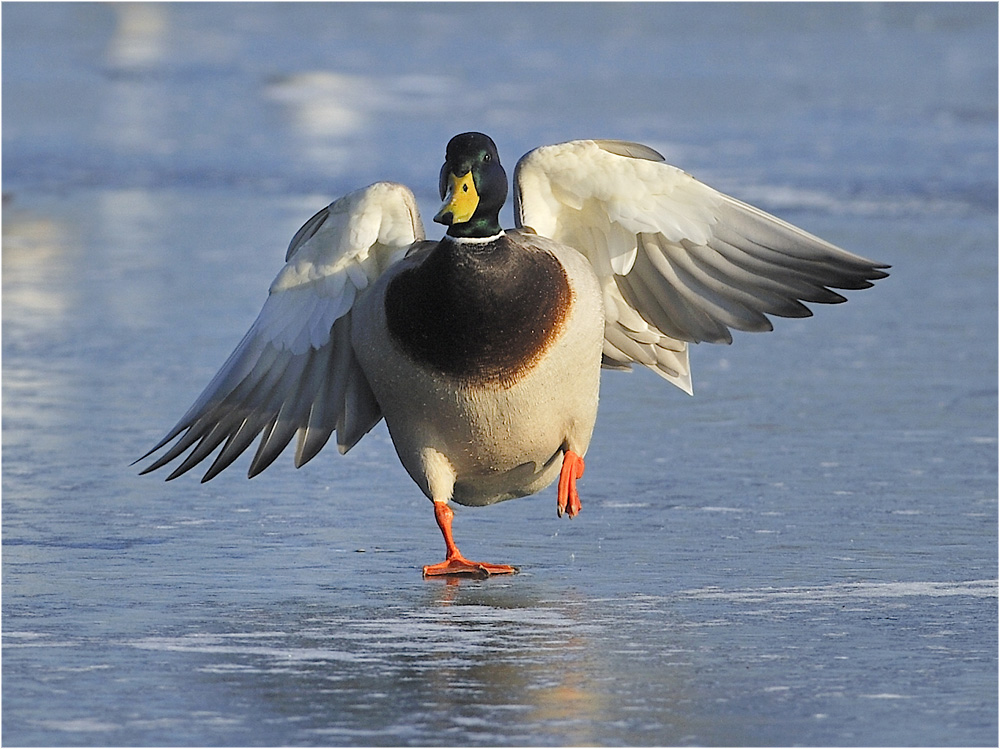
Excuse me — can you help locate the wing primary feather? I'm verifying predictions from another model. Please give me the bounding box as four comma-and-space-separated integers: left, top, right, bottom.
275, 341, 329, 433
174, 328, 272, 424
708, 231, 851, 305
139, 422, 213, 476
294, 346, 338, 468
135, 425, 186, 466
631, 249, 735, 343
295, 407, 335, 468
248, 411, 297, 478
165, 422, 236, 481
244, 352, 313, 477
285, 204, 330, 261
148, 343, 303, 480
715, 227, 857, 285
150, 350, 286, 479
717, 197, 890, 278
201, 418, 258, 482
247, 413, 282, 478
681, 242, 815, 319
713, 218, 887, 290
640, 262, 736, 343
137, 335, 274, 474
640, 234, 774, 335
614, 267, 694, 342
337, 358, 383, 454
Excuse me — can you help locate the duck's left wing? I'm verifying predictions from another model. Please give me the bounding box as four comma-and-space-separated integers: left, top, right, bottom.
139, 181, 424, 482
514, 140, 889, 394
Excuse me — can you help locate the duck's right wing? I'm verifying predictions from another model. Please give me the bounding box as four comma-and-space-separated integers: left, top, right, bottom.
138, 181, 425, 482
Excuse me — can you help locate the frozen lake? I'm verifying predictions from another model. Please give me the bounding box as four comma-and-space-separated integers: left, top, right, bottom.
3, 3, 997, 746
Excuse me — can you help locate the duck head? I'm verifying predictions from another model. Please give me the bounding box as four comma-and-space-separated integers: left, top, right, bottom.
434, 132, 508, 239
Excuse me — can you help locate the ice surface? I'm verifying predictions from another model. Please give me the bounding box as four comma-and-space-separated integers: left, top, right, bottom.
3, 3, 996, 746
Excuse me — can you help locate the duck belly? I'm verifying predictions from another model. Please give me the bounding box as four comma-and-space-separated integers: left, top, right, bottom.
352, 242, 604, 507
402, 360, 600, 506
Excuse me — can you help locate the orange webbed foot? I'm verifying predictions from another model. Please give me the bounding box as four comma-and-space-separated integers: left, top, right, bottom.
422, 556, 518, 578
424, 500, 518, 578
557, 449, 585, 518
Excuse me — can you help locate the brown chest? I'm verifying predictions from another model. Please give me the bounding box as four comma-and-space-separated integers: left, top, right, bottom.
384, 238, 573, 386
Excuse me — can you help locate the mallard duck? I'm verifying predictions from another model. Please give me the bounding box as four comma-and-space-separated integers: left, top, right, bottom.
140, 132, 888, 577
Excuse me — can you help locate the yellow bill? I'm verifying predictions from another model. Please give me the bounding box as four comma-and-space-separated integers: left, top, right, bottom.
434, 171, 479, 225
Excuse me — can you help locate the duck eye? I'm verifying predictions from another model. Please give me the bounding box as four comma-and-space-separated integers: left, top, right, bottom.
483, 153, 491, 162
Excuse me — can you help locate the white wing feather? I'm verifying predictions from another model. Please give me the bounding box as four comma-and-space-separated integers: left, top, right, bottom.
514, 140, 888, 395
140, 181, 424, 481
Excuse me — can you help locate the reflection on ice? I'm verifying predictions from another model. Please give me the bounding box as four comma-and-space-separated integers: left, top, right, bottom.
102, 4, 173, 155
106, 3, 168, 71
2, 209, 72, 325
266, 71, 454, 175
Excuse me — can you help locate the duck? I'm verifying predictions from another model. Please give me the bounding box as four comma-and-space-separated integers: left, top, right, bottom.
139, 132, 888, 577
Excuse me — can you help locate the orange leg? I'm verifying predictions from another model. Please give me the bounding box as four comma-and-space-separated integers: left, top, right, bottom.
422, 501, 518, 577
557, 450, 585, 518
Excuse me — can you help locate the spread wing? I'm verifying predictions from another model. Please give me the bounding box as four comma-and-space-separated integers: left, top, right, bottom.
514, 140, 889, 395
139, 181, 425, 481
